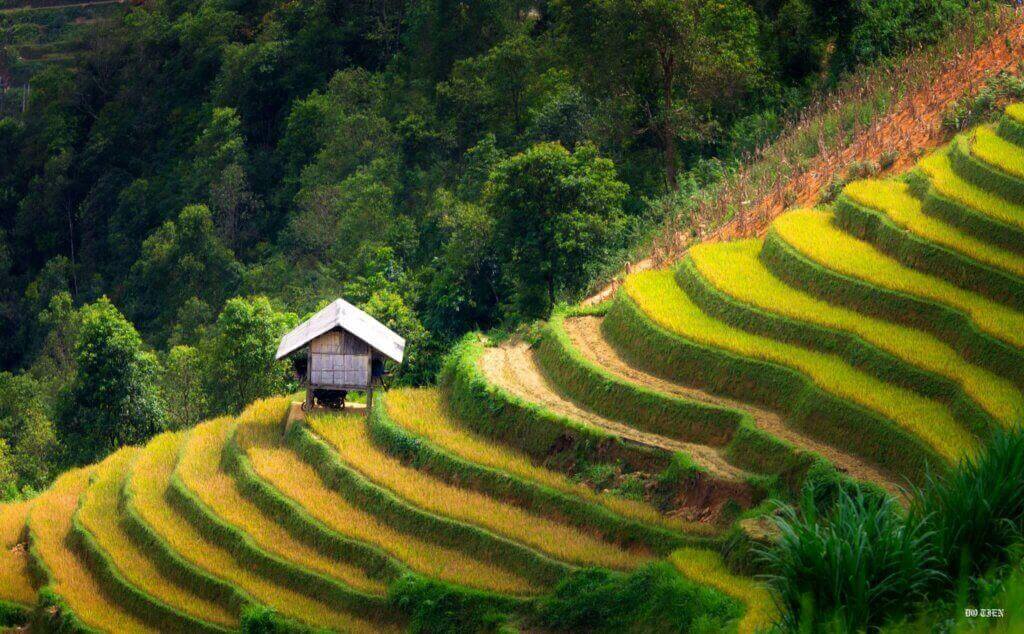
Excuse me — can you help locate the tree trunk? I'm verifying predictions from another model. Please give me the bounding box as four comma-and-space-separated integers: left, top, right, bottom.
659, 50, 678, 190
546, 270, 556, 310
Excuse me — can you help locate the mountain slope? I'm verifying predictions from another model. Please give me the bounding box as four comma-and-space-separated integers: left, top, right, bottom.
1, 103, 1023, 632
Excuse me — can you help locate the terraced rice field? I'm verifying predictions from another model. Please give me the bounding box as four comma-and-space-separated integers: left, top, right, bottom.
918, 149, 1024, 248
0, 499, 35, 612
2, 103, 1023, 632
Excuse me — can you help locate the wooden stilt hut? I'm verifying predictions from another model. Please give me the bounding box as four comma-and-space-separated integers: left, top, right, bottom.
275, 299, 405, 411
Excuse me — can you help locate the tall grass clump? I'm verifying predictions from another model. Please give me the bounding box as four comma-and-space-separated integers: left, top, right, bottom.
759, 486, 942, 632
761, 427, 1024, 630
911, 426, 1024, 583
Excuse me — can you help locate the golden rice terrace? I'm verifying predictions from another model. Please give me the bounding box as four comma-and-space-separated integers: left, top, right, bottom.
2, 104, 1024, 632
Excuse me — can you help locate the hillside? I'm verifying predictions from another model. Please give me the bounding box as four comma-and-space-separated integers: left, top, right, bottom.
585, 10, 1024, 306
1, 102, 1023, 632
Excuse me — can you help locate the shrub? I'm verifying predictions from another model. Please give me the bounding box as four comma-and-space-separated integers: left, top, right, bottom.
533, 562, 741, 632
389, 574, 518, 634
240, 606, 326, 633
820, 159, 880, 203
759, 485, 942, 631
941, 72, 1024, 132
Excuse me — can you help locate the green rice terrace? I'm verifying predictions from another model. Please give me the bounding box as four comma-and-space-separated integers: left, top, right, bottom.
2, 103, 1024, 632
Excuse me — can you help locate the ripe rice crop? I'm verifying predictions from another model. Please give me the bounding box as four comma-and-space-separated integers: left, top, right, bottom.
669, 548, 776, 634
0, 500, 36, 607
77, 447, 236, 626
306, 410, 653, 571
690, 239, 1023, 427
844, 179, 1024, 278
1007, 103, 1024, 124
238, 417, 539, 595
972, 125, 1024, 180
771, 210, 1024, 349
29, 464, 153, 632
623, 269, 977, 463
127, 431, 383, 633
918, 150, 1024, 233
176, 412, 385, 595
384, 388, 713, 535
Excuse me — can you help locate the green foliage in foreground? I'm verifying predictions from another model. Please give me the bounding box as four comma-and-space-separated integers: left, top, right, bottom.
763, 427, 1024, 631
760, 486, 941, 632
912, 427, 1024, 581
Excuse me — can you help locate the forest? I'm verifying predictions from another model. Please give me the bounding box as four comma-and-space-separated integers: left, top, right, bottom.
0, 0, 983, 496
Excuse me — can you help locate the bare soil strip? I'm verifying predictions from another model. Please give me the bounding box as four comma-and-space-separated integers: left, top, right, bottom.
584, 15, 1024, 306
479, 341, 745, 481
565, 315, 905, 497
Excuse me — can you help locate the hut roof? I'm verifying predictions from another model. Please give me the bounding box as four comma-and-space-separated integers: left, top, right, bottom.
275, 298, 405, 363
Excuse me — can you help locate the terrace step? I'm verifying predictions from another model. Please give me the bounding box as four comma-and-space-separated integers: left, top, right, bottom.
765, 209, 1024, 386
123, 430, 383, 633
669, 548, 776, 634
685, 239, 1021, 432
0, 500, 36, 616
306, 409, 651, 571
239, 417, 542, 595
917, 149, 1024, 255
27, 465, 154, 632
998, 105, 1024, 147
950, 128, 1024, 206
380, 387, 720, 541
612, 270, 960, 484
75, 447, 235, 632
835, 180, 1024, 310
564, 314, 904, 496
174, 412, 388, 599
479, 340, 747, 482
288, 417, 572, 587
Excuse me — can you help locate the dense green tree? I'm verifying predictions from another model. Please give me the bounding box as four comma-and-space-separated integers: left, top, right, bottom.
486, 142, 628, 318
438, 34, 540, 145
126, 204, 243, 342
161, 345, 208, 430
0, 439, 15, 500
0, 229, 17, 368
421, 189, 501, 340
168, 297, 214, 348
361, 289, 431, 385
29, 292, 79, 400
201, 296, 297, 415
556, 0, 762, 188
56, 298, 166, 465
0, 371, 59, 492
838, 0, 966, 72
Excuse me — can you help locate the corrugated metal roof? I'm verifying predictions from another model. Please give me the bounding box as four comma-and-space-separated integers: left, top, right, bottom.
275, 298, 405, 363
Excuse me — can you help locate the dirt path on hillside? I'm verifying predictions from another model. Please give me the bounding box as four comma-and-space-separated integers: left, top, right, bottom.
584, 13, 1024, 307
565, 316, 906, 497
479, 341, 746, 481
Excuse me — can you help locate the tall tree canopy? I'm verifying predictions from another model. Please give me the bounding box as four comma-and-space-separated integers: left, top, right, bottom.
487, 142, 628, 318
56, 298, 166, 465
